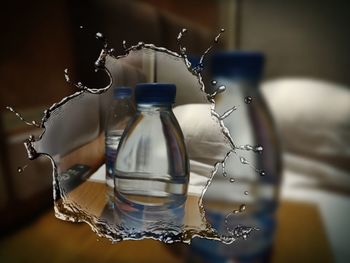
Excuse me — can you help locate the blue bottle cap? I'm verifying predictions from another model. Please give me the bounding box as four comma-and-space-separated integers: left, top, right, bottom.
135, 83, 176, 104
211, 51, 265, 81
113, 87, 132, 99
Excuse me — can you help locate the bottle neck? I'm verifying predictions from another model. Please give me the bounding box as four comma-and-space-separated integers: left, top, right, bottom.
136, 103, 173, 112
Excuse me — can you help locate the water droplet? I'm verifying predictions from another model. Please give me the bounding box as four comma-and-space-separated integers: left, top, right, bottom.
211, 80, 217, 86
95, 61, 102, 68
243, 144, 253, 150
239, 157, 249, 165
217, 85, 226, 93
77, 82, 83, 88
244, 191, 249, 195
95, 32, 104, 40
239, 204, 246, 212
108, 48, 115, 55
29, 135, 34, 141
64, 68, 70, 81
31, 120, 37, 125
254, 145, 263, 153
177, 28, 188, 41
229, 178, 235, 183
259, 170, 266, 176
17, 164, 28, 173
122, 40, 127, 49
223, 171, 227, 177
214, 35, 220, 43
79, 25, 83, 29
244, 96, 252, 104
220, 28, 225, 32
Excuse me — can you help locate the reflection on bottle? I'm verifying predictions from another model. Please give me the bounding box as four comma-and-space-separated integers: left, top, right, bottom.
112, 197, 185, 242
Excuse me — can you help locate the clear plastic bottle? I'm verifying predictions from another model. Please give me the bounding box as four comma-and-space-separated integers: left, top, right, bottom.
105, 87, 135, 189
114, 83, 189, 209
190, 52, 282, 261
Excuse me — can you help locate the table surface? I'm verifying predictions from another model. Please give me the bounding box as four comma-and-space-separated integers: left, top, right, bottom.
0, 195, 333, 263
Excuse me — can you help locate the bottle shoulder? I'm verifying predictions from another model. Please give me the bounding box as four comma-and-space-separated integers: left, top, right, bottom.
117, 109, 187, 155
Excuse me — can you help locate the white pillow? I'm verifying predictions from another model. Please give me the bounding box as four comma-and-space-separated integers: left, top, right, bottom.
261, 78, 350, 164
173, 104, 229, 166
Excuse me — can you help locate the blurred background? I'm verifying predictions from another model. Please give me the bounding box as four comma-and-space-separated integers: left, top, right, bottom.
0, 0, 349, 262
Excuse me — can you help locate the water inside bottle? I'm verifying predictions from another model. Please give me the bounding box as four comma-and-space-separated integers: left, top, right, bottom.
114, 171, 188, 208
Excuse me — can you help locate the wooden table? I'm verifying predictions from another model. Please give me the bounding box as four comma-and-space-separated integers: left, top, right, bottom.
0, 197, 333, 263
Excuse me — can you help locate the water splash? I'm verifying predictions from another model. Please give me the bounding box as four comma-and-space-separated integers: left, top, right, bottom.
244, 96, 252, 104
5, 106, 41, 128
17, 164, 28, 173
237, 144, 263, 154
222, 203, 258, 243
239, 204, 246, 212
5, 28, 263, 244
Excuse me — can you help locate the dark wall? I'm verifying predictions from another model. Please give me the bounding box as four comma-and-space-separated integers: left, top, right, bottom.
239, 0, 350, 86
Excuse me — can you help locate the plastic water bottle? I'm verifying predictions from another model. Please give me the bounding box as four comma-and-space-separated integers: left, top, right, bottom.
105, 87, 135, 189
114, 83, 189, 209
190, 52, 281, 262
